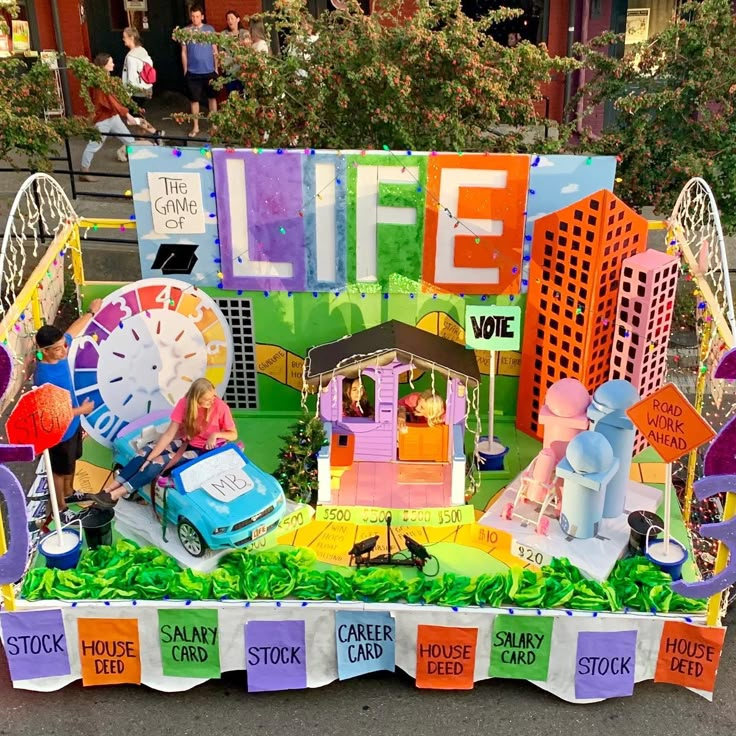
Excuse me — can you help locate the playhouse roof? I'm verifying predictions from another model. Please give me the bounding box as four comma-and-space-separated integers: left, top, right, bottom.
305, 320, 480, 384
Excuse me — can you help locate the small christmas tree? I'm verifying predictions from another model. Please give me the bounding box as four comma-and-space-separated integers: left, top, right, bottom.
274, 413, 327, 505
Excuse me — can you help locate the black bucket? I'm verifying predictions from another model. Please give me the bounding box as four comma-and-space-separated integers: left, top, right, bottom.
81, 507, 115, 549
627, 510, 663, 556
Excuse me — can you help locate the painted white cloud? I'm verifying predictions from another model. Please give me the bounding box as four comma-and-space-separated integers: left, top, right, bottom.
183, 158, 210, 170
139, 230, 167, 241
144, 252, 155, 261
561, 183, 580, 195
128, 148, 159, 161
526, 212, 550, 223
536, 156, 555, 168
133, 188, 150, 202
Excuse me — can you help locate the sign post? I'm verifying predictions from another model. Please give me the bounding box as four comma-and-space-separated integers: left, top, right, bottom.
626, 383, 715, 559
6, 384, 75, 546
465, 305, 521, 462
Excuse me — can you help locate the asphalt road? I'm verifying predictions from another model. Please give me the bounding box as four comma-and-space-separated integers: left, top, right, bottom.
1, 609, 735, 736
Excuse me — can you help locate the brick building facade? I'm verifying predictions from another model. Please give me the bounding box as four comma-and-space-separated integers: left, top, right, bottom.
5, 1, 697, 128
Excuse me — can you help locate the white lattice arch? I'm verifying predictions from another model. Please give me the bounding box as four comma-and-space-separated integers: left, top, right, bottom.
669, 176, 736, 344
0, 173, 78, 316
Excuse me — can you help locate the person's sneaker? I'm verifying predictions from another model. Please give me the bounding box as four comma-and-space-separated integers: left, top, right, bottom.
155, 129, 166, 145
79, 169, 97, 182
66, 491, 89, 504
60, 507, 83, 524
116, 145, 128, 162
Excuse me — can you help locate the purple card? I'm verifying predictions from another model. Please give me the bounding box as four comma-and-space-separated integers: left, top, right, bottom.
575, 630, 637, 700
245, 620, 307, 692
0, 610, 71, 681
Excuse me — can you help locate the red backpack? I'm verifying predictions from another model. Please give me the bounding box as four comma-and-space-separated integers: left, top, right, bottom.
140, 61, 157, 85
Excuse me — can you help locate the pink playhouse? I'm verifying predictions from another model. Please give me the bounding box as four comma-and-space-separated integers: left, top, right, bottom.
306, 320, 480, 508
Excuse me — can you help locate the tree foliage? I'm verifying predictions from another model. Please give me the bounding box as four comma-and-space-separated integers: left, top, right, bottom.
0, 57, 88, 170
576, 0, 736, 231
175, 0, 575, 152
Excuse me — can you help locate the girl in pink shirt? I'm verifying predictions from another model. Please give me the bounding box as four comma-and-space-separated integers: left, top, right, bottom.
92, 378, 237, 504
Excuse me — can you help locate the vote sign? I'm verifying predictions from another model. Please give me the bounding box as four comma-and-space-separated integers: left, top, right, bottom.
6, 384, 74, 456
465, 305, 521, 351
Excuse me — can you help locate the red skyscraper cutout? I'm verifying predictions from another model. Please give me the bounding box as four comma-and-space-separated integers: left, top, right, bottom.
517, 190, 648, 439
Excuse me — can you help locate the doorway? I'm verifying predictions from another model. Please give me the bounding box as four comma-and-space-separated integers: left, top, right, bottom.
86, 0, 193, 94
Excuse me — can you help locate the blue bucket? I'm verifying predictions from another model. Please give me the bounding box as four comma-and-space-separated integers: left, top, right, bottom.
477, 436, 509, 471
645, 538, 688, 581
39, 527, 83, 570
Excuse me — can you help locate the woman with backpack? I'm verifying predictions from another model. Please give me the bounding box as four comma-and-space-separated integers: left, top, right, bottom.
122, 26, 164, 139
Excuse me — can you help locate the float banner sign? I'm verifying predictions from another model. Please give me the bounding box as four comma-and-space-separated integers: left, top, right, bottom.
654, 620, 726, 692
245, 620, 307, 692
159, 608, 220, 678
77, 618, 141, 686
465, 305, 522, 351
626, 383, 715, 463
575, 630, 636, 699
489, 614, 553, 681
0, 610, 71, 681
415, 625, 478, 690
335, 610, 395, 680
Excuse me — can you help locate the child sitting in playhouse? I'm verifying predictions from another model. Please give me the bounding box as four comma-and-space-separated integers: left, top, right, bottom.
397, 390, 445, 432
343, 378, 374, 418
89, 378, 238, 506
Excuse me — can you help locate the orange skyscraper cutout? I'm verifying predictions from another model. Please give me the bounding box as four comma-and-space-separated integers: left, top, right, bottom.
517, 190, 648, 439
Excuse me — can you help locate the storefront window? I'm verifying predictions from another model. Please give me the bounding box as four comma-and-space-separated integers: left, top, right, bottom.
461, 0, 548, 45
624, 1, 680, 50
0, 0, 33, 56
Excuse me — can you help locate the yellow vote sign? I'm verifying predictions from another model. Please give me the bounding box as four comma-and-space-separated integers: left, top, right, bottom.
315, 504, 475, 528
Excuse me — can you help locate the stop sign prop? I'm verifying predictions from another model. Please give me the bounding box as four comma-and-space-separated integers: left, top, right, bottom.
6, 384, 74, 456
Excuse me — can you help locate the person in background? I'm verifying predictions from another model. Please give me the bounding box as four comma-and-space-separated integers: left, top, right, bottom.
90, 378, 238, 506
181, 4, 219, 137
222, 9, 251, 94
33, 299, 103, 527
507, 31, 522, 48
249, 17, 270, 54
397, 390, 446, 433
80, 53, 159, 182
343, 378, 374, 418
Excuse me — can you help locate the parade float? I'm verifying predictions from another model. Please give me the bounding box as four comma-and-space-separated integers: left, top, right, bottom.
0, 150, 733, 702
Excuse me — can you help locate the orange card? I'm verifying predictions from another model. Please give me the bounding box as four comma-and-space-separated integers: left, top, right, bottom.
654, 620, 725, 692
78, 618, 141, 686
415, 624, 478, 690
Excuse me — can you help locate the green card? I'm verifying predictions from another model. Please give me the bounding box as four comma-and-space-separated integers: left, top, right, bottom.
159, 609, 221, 679
489, 615, 554, 681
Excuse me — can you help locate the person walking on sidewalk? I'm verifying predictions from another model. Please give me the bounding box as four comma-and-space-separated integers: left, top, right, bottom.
80, 53, 159, 182
122, 27, 163, 120
33, 299, 103, 529
181, 4, 219, 137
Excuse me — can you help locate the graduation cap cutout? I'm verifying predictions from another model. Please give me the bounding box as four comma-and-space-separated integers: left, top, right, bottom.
152, 243, 199, 275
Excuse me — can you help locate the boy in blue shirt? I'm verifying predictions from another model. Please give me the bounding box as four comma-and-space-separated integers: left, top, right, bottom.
33, 298, 102, 526
181, 4, 219, 137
